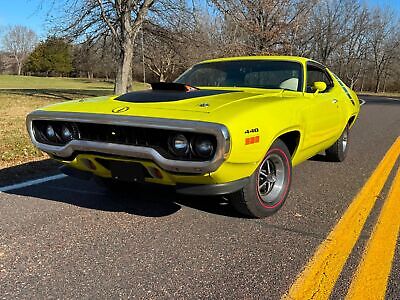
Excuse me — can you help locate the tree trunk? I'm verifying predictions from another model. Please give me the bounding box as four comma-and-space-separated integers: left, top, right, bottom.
159, 73, 165, 82
17, 62, 22, 76
114, 41, 134, 95
360, 70, 366, 92
374, 74, 381, 93
87, 71, 94, 79
382, 74, 387, 93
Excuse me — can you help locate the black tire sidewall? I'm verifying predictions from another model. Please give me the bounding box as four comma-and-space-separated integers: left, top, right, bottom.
243, 139, 292, 217
326, 125, 349, 162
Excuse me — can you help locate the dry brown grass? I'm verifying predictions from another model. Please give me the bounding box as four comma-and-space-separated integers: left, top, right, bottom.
0, 77, 148, 170
0, 94, 56, 168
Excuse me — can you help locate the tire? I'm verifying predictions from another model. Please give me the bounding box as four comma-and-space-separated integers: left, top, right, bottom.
325, 125, 349, 162
228, 139, 292, 218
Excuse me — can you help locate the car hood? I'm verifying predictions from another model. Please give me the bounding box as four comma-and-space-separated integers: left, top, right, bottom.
111, 88, 262, 113
38, 88, 288, 123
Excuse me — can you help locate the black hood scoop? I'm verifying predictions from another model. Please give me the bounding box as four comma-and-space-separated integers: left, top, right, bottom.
115, 82, 235, 103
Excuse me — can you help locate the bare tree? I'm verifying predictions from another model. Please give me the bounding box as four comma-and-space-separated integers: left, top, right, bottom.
73, 37, 117, 79
333, 3, 370, 88
40, 0, 399, 92
143, 33, 179, 82
142, 0, 217, 81
1, 25, 38, 75
210, 0, 315, 55
54, 0, 155, 94
303, 0, 362, 65
367, 8, 400, 92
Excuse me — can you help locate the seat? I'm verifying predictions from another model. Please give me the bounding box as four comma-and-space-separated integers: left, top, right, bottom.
279, 78, 299, 91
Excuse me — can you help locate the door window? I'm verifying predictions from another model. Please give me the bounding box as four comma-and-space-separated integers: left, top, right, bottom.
306, 64, 334, 93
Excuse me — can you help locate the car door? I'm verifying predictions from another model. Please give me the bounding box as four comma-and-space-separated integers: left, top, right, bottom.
302, 63, 342, 151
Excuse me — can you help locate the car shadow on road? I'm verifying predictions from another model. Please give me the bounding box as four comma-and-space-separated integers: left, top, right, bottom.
308, 154, 328, 162
2, 170, 245, 219
0, 159, 61, 186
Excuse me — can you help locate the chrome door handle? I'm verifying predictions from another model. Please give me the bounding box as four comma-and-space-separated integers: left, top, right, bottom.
332, 99, 338, 104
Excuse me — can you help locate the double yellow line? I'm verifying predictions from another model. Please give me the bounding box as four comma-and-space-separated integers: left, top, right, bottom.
284, 137, 400, 300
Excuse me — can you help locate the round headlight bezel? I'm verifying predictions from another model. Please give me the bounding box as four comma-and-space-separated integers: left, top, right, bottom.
36, 121, 79, 145
168, 133, 189, 157
61, 125, 73, 142
193, 135, 215, 159
45, 125, 57, 142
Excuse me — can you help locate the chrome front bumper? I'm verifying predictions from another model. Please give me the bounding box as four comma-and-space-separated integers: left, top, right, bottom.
26, 110, 231, 174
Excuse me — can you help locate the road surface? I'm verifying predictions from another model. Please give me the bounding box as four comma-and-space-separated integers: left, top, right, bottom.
0, 95, 399, 299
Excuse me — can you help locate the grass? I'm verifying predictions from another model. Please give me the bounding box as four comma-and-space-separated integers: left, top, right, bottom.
0, 75, 148, 169
0, 74, 150, 91
0, 94, 51, 167
0, 75, 114, 90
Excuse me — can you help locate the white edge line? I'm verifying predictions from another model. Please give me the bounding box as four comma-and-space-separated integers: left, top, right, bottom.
359, 99, 366, 106
46, 185, 105, 196
0, 174, 68, 193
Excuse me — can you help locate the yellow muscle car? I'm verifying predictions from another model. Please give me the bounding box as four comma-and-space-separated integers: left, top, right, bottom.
26, 56, 360, 218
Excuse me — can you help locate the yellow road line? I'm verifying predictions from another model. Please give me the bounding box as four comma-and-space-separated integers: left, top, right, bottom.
346, 165, 400, 300
284, 137, 400, 300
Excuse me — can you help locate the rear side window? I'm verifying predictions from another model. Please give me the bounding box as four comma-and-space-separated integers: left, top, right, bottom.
306, 64, 334, 93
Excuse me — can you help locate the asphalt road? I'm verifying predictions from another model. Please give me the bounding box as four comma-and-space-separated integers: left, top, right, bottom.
0, 95, 399, 299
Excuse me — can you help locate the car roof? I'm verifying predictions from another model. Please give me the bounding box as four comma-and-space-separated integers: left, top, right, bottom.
200, 55, 324, 67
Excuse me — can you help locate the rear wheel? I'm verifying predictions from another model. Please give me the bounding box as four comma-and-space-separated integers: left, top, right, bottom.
228, 139, 292, 218
325, 125, 349, 162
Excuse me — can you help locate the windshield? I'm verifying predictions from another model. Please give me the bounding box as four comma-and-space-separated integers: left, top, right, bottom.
175, 60, 303, 92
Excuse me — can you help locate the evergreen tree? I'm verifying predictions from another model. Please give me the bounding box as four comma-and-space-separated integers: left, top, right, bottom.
24, 37, 72, 76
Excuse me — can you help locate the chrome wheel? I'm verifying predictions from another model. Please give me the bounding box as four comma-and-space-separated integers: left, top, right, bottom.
342, 129, 348, 151
228, 139, 292, 218
258, 153, 286, 205
326, 125, 349, 162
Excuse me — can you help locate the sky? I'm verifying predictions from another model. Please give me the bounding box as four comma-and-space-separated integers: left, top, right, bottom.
0, 0, 53, 38
0, 0, 399, 42
368, 0, 400, 12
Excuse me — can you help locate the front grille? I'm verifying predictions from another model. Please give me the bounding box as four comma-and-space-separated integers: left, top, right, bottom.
32, 120, 217, 161
77, 122, 169, 149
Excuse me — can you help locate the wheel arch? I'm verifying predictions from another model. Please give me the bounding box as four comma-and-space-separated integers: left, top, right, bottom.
274, 130, 301, 160
348, 115, 357, 128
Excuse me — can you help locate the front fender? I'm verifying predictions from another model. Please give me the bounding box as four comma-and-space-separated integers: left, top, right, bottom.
222, 100, 301, 166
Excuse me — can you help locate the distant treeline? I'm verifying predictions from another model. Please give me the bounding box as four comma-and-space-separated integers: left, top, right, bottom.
0, 0, 399, 93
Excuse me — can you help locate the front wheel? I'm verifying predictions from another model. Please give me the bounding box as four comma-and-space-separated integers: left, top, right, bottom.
228, 139, 292, 218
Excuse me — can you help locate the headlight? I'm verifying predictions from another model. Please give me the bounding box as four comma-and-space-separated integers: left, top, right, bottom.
33, 121, 79, 145
193, 136, 214, 158
46, 125, 57, 141
169, 134, 189, 156
61, 125, 73, 141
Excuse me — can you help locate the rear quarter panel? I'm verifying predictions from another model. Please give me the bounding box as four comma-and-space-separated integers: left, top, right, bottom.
327, 69, 361, 126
